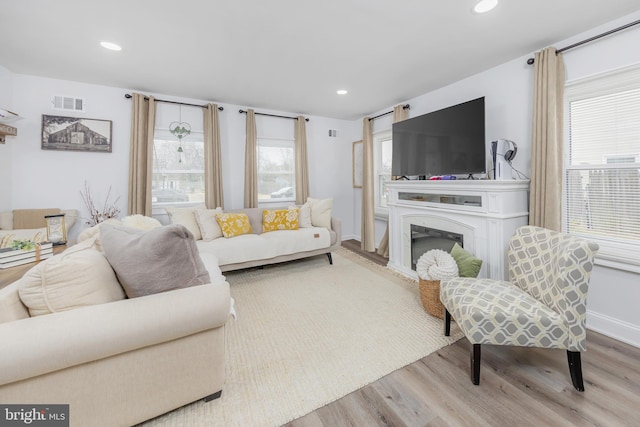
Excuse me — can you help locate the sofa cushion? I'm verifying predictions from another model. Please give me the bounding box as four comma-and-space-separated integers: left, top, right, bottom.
101, 223, 211, 298
165, 204, 205, 240
216, 213, 252, 238
450, 243, 482, 278
194, 207, 224, 241
17, 238, 126, 317
197, 226, 330, 266
263, 208, 299, 232
307, 197, 333, 229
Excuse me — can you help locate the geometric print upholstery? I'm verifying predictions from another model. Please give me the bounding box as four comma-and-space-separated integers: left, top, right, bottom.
441, 226, 599, 352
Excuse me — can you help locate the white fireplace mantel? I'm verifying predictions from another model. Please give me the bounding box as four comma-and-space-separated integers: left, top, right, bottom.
387, 179, 530, 281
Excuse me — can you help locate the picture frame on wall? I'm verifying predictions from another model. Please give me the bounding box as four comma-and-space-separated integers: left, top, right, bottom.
352, 140, 363, 188
41, 114, 112, 153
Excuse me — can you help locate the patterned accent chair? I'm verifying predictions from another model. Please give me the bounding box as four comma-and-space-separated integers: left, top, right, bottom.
440, 226, 599, 391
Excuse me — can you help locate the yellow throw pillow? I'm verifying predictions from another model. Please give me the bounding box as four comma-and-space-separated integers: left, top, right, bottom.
263, 208, 299, 233
215, 213, 252, 238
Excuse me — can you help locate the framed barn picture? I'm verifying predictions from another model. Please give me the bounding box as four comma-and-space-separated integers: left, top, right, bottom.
41, 115, 112, 153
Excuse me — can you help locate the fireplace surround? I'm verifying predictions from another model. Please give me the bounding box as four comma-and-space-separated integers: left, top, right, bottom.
387, 180, 530, 280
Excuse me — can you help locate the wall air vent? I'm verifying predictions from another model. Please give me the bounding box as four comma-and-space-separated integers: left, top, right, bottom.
52, 95, 86, 112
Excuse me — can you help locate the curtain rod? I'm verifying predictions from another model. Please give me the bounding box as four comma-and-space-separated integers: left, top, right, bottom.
526, 18, 640, 65
238, 109, 309, 122
124, 93, 224, 110
368, 104, 411, 121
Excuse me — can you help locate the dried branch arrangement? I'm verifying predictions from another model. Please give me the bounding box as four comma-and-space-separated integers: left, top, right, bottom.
80, 182, 121, 226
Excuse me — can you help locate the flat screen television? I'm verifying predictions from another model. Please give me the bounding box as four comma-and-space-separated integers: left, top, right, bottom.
391, 97, 486, 177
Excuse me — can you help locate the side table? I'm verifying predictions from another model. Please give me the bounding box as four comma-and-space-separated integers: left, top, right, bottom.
0, 245, 67, 290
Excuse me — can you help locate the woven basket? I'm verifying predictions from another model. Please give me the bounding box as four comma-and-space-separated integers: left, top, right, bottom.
419, 278, 444, 319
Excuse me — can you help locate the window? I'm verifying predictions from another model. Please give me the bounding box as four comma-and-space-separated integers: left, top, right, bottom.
152, 129, 205, 207
565, 64, 640, 269
258, 137, 295, 203
374, 130, 393, 216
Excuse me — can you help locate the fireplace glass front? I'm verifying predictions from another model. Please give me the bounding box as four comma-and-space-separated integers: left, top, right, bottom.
410, 225, 463, 271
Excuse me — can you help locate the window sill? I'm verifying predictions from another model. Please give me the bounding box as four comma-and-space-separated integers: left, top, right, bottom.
577, 236, 640, 273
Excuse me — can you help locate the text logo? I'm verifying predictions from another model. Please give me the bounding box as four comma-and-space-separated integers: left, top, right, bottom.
0, 405, 68, 426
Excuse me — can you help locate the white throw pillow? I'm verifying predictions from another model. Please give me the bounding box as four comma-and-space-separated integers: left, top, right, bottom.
165, 204, 205, 240
17, 238, 126, 317
194, 208, 224, 241
77, 218, 122, 252
307, 197, 333, 230
121, 214, 163, 231
298, 203, 312, 228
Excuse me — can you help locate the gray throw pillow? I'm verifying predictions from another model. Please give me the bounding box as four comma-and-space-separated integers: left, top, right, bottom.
100, 223, 211, 298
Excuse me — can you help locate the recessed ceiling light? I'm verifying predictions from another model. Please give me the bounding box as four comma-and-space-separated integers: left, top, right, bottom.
473, 0, 498, 14
336, 89, 348, 95
100, 41, 122, 51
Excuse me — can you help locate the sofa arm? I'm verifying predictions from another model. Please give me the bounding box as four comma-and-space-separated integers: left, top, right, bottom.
331, 217, 342, 246
0, 282, 230, 386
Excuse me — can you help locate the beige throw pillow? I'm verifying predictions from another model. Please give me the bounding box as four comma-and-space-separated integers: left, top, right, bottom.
0, 211, 13, 230
100, 224, 211, 298
298, 203, 312, 228
18, 238, 126, 317
307, 197, 333, 230
194, 207, 224, 241
165, 204, 205, 240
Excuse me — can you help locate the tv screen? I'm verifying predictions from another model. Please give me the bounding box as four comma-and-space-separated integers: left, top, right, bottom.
391, 97, 486, 177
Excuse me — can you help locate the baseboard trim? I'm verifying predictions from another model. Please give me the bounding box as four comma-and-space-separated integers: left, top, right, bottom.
587, 310, 640, 348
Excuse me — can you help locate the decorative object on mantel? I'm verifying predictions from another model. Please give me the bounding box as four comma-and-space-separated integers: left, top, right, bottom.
169, 105, 191, 163
41, 114, 112, 153
45, 213, 67, 245
80, 181, 121, 226
416, 249, 459, 319
0, 240, 53, 269
0, 108, 20, 144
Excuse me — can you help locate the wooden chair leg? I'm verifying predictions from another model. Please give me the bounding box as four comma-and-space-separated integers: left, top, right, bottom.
471, 344, 481, 385
326, 253, 333, 265
203, 390, 222, 402
444, 308, 451, 336
567, 351, 585, 392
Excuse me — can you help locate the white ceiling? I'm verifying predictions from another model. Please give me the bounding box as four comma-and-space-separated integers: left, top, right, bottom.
1, 1, 639, 120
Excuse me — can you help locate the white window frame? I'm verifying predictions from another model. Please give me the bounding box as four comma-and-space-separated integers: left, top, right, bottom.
151, 129, 205, 210
257, 136, 296, 206
374, 130, 392, 219
563, 63, 640, 273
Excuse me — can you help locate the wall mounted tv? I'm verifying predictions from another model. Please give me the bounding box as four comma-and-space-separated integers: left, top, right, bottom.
391, 97, 486, 178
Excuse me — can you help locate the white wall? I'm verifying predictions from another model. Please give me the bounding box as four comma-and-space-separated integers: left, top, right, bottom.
354, 10, 640, 346
0, 65, 14, 211
6, 74, 359, 241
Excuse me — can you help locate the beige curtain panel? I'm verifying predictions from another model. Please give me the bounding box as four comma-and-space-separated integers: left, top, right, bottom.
128, 93, 156, 216
204, 103, 224, 209
244, 109, 258, 208
361, 117, 375, 252
377, 105, 410, 258
530, 47, 565, 231
294, 116, 310, 205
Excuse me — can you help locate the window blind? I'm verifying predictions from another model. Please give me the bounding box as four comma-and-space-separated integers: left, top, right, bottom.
565, 64, 640, 260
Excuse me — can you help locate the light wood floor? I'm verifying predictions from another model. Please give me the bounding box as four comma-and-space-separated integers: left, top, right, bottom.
287, 242, 640, 426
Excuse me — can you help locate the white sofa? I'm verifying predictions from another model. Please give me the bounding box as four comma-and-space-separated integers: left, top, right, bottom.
193, 207, 342, 272
0, 228, 232, 427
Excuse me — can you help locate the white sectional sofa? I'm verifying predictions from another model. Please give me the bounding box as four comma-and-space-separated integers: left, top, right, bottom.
0, 225, 232, 427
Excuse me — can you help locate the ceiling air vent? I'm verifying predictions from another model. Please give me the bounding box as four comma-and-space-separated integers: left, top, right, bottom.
52, 95, 86, 112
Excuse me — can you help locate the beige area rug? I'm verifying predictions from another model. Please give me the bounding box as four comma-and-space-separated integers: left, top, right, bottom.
144, 248, 462, 426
